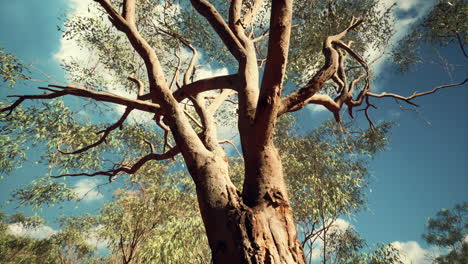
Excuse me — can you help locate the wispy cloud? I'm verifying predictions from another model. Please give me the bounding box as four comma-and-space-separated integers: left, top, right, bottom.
73, 178, 104, 201
369, 0, 436, 76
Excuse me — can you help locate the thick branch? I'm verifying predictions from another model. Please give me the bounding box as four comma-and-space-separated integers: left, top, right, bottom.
255, 0, 293, 144
189, 0, 246, 61
173, 74, 238, 102
278, 18, 363, 116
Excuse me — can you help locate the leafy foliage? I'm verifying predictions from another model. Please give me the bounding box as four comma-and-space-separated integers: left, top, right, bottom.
323, 226, 402, 264
97, 170, 210, 263
423, 202, 468, 264
0, 47, 29, 88
0, 210, 100, 264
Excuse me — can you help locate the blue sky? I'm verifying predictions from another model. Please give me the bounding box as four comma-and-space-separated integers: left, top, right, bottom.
1, 0, 467, 263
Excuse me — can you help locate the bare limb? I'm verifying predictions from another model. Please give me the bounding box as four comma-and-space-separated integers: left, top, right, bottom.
127, 76, 145, 97
367, 78, 468, 106
357, 96, 377, 129
455, 32, 468, 58
154, 115, 173, 152
170, 50, 182, 91
172, 74, 238, 102
207, 89, 237, 114
219, 139, 242, 158
279, 18, 364, 116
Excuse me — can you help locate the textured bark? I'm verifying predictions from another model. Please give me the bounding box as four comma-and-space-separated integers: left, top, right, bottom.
188, 148, 305, 264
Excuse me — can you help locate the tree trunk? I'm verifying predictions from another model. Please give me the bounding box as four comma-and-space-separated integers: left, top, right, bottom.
187, 146, 306, 263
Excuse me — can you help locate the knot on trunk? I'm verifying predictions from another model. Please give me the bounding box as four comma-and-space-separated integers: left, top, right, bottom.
264, 188, 288, 208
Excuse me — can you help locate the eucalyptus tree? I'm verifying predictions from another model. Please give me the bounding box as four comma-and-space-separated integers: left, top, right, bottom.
1, 0, 466, 263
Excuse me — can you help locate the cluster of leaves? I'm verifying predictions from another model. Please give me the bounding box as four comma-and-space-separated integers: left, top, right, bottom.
423, 202, 468, 264
0, 47, 29, 88
392, 0, 468, 72
276, 115, 391, 234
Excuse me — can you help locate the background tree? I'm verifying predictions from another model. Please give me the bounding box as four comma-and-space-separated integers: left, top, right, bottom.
1, 0, 466, 262
0, 211, 100, 264
422, 202, 468, 264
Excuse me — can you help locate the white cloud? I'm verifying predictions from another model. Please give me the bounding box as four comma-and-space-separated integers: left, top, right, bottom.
73, 178, 104, 201
194, 66, 229, 82
85, 225, 109, 250
306, 104, 327, 113
391, 241, 443, 264
54, 0, 97, 63
8, 223, 57, 239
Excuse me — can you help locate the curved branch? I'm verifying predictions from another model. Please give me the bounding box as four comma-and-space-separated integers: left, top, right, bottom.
128, 76, 145, 97
51, 146, 180, 182
59, 107, 133, 155
172, 74, 238, 102
189, 0, 246, 61
279, 18, 363, 116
